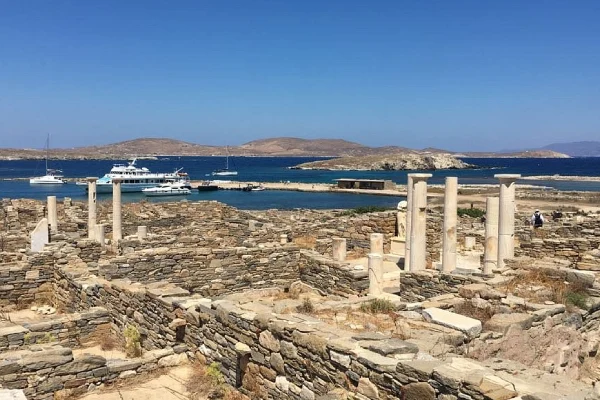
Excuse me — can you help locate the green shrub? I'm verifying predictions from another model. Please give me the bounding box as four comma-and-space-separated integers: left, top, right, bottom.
340, 206, 391, 216
565, 291, 588, 310
207, 362, 225, 385
457, 208, 485, 218
360, 299, 396, 314
124, 325, 142, 357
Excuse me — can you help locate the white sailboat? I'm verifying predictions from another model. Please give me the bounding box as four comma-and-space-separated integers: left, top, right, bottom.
29, 134, 67, 185
212, 146, 238, 176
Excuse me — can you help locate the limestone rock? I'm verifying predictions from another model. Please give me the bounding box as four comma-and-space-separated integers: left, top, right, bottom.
357, 377, 379, 399
422, 307, 482, 338
401, 382, 435, 400
270, 352, 285, 375
362, 338, 419, 357
158, 353, 188, 367
484, 313, 535, 333
259, 330, 280, 352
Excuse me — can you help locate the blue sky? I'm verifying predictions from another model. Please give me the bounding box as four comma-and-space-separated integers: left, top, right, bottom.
1, 1, 599, 151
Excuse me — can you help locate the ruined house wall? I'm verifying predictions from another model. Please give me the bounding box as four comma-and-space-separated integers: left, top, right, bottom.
0, 253, 54, 307
98, 245, 302, 296
397, 271, 477, 302
298, 250, 368, 296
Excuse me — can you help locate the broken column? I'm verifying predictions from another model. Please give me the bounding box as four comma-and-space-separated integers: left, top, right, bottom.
368, 253, 384, 296
137, 226, 147, 240
332, 237, 347, 262
404, 174, 414, 270
391, 200, 408, 255
94, 224, 106, 248
483, 197, 499, 274
87, 177, 98, 240
442, 177, 457, 272
495, 174, 520, 269
370, 233, 384, 254
47, 196, 57, 232
409, 174, 432, 271
112, 178, 122, 243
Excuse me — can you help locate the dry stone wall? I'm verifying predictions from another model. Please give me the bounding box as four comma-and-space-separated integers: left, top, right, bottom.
397, 271, 477, 302
0, 253, 54, 307
298, 250, 368, 296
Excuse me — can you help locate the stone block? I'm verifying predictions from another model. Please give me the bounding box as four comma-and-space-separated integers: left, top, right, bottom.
20, 347, 73, 371
401, 382, 435, 400
422, 307, 482, 338
484, 313, 535, 333
54, 355, 106, 375
362, 338, 419, 357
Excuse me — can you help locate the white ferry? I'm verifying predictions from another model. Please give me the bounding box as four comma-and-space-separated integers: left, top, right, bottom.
78, 159, 190, 193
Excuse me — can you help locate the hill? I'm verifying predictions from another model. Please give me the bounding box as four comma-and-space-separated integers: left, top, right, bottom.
292, 153, 473, 171
541, 141, 600, 157
459, 150, 570, 159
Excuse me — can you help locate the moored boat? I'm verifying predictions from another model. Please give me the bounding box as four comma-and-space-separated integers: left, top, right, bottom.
30, 134, 68, 185
142, 182, 191, 197
197, 181, 219, 192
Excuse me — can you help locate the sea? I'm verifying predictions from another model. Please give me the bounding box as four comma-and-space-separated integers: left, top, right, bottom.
1, 156, 600, 210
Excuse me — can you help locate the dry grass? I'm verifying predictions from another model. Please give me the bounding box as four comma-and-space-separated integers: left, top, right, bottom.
292, 235, 317, 249
296, 297, 315, 314
186, 362, 251, 400
454, 301, 496, 323
272, 290, 299, 301
501, 269, 588, 308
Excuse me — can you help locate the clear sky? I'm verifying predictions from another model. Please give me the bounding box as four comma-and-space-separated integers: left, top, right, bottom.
1, 1, 599, 151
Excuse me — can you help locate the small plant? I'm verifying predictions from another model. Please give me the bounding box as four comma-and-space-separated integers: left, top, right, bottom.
453, 301, 495, 323
23, 332, 32, 344
457, 208, 485, 218
207, 362, 225, 385
296, 297, 315, 314
565, 291, 588, 310
124, 324, 142, 357
359, 298, 396, 314
38, 332, 57, 344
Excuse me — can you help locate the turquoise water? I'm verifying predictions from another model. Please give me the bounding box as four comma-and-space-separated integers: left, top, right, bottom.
1, 156, 599, 209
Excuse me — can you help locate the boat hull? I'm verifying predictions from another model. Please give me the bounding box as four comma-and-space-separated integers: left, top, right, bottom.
197, 186, 218, 192
143, 191, 190, 197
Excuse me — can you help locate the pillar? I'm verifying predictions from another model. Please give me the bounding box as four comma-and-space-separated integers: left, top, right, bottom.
137, 226, 147, 240
112, 178, 122, 242
280, 234, 288, 244
495, 174, 520, 269
464, 237, 476, 250
332, 238, 347, 262
483, 197, 499, 275
404, 174, 414, 270
370, 233, 384, 254
409, 174, 432, 271
442, 177, 457, 272
94, 224, 106, 247
87, 177, 98, 240
47, 196, 57, 232
368, 253, 384, 296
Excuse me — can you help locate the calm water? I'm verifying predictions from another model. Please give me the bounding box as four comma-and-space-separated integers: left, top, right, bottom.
1, 156, 599, 209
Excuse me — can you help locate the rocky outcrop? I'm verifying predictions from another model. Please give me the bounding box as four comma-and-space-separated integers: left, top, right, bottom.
291, 153, 473, 171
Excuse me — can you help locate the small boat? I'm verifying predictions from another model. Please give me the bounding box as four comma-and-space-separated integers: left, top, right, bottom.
197, 181, 219, 192
251, 185, 265, 191
242, 183, 265, 192
142, 182, 191, 197
212, 146, 238, 176
30, 134, 68, 185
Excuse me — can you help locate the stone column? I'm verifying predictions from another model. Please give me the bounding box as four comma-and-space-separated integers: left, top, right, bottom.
495, 174, 520, 269
404, 174, 414, 270
368, 253, 384, 296
87, 177, 98, 240
137, 226, 147, 240
332, 238, 347, 262
112, 178, 122, 242
409, 174, 432, 271
370, 233, 384, 254
280, 234, 288, 244
464, 237, 476, 250
442, 177, 457, 272
483, 197, 499, 275
47, 196, 57, 232
94, 224, 106, 247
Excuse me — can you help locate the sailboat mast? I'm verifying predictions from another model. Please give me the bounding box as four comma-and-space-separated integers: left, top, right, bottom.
46, 134, 49, 173
226, 146, 229, 170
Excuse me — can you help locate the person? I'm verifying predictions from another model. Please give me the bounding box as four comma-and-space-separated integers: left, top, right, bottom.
531, 209, 544, 228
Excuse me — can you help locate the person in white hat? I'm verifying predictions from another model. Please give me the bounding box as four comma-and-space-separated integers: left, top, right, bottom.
531, 209, 544, 228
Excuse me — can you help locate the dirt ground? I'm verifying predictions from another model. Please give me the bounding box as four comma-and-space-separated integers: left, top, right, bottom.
79, 365, 201, 400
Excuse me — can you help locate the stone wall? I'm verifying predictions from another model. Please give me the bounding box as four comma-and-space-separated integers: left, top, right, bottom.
0, 253, 54, 307
0, 307, 110, 351
397, 271, 477, 302
0, 344, 187, 400
98, 245, 302, 296
298, 250, 368, 296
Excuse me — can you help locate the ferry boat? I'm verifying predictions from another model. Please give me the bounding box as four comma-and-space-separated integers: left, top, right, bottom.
77, 159, 189, 193
142, 182, 191, 197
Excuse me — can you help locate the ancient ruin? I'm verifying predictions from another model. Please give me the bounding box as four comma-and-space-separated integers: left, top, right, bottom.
2, 176, 600, 400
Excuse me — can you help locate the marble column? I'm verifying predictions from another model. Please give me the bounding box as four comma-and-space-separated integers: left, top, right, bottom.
370, 233, 384, 254
280, 234, 288, 244
404, 174, 415, 270
409, 174, 432, 271
332, 238, 347, 262
112, 178, 122, 243
442, 177, 457, 272
495, 174, 520, 269
137, 226, 147, 240
368, 253, 384, 296
483, 197, 499, 275
95, 224, 106, 248
47, 196, 57, 232
86, 177, 98, 240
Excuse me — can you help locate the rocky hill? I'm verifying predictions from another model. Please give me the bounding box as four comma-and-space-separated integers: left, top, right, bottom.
0, 137, 572, 160
459, 150, 570, 159
291, 153, 473, 171
541, 141, 600, 157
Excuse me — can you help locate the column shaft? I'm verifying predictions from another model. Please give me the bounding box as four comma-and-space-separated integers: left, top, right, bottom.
368, 253, 384, 296
47, 196, 57, 232
495, 174, 520, 269
405, 175, 414, 270
442, 177, 457, 272
483, 197, 499, 274
87, 178, 98, 240
409, 174, 432, 271
112, 179, 122, 242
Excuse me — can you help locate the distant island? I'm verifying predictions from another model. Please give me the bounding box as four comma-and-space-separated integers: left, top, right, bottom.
0, 137, 572, 160
291, 153, 473, 171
